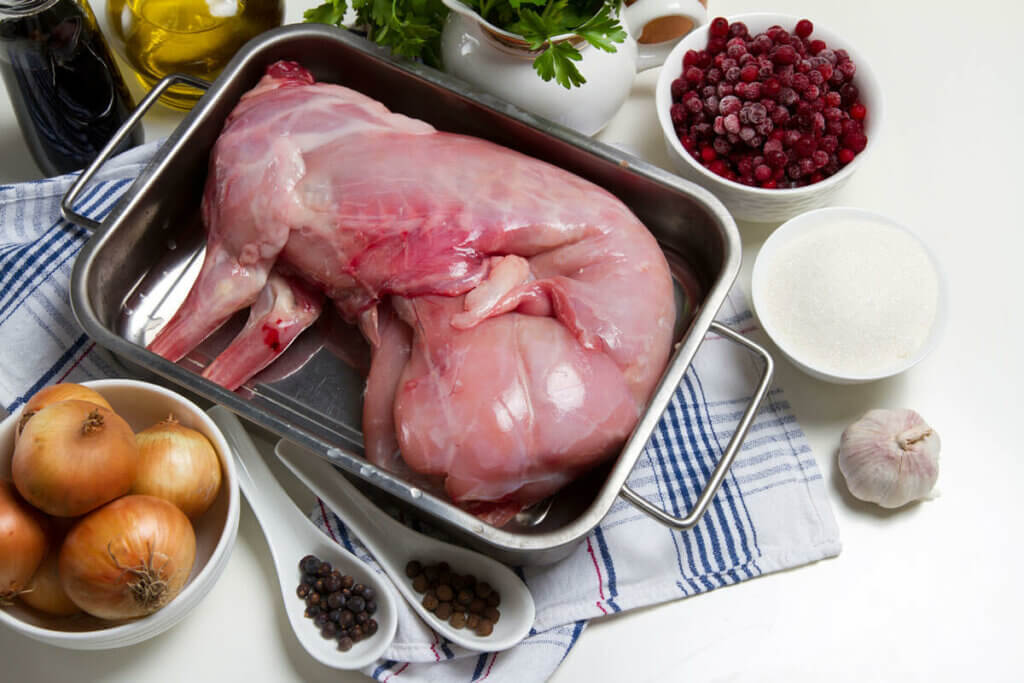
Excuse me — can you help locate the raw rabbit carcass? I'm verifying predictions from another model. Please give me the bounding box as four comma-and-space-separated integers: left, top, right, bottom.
148, 61, 676, 525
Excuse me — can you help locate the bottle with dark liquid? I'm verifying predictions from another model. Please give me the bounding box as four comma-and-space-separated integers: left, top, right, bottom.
0, 0, 142, 177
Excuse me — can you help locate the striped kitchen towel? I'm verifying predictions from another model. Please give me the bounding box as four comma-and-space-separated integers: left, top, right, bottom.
0, 145, 841, 682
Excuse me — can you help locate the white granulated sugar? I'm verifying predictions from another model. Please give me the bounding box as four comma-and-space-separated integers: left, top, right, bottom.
759, 219, 939, 377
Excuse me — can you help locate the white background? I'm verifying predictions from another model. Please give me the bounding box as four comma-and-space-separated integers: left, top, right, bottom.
2, 0, 1022, 680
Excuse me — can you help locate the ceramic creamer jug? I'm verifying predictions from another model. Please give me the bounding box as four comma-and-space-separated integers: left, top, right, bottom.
439, 0, 707, 136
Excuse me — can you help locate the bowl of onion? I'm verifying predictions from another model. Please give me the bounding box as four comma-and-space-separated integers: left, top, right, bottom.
0, 379, 240, 649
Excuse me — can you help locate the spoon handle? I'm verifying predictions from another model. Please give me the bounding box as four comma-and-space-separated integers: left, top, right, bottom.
274, 440, 403, 560
207, 406, 307, 548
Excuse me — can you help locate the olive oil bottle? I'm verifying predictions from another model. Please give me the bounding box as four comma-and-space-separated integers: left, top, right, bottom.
106, 0, 282, 109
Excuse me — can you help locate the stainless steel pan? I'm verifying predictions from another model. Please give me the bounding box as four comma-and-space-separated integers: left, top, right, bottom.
62, 24, 773, 565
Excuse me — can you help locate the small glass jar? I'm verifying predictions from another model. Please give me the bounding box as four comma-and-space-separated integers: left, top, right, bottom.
0, 0, 142, 177
105, 0, 284, 110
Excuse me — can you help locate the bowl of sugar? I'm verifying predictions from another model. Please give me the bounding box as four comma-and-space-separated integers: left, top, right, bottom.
750, 207, 946, 383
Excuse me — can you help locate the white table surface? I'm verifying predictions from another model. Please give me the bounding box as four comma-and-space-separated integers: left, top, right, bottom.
2, 0, 1021, 680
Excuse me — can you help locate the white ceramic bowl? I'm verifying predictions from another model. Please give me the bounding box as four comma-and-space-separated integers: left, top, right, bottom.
655, 13, 884, 223
0, 379, 240, 649
750, 207, 947, 383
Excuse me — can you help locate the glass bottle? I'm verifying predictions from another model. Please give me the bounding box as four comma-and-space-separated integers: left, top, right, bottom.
0, 0, 143, 177
105, 0, 284, 110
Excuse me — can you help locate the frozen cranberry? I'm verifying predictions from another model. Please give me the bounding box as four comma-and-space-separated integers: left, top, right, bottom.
717, 82, 734, 98
734, 82, 748, 99
817, 62, 834, 81
849, 102, 867, 120
754, 164, 773, 182
700, 145, 717, 162
740, 64, 759, 82
819, 135, 839, 152
684, 66, 704, 84
671, 78, 687, 99
707, 37, 727, 55
706, 68, 723, 84
723, 113, 741, 134
729, 21, 749, 38
763, 78, 781, 97
838, 148, 856, 164
762, 179, 778, 188
794, 19, 813, 38
792, 73, 810, 92
685, 96, 703, 113
670, 103, 687, 125
837, 59, 856, 80
825, 90, 841, 107
709, 17, 729, 38
842, 131, 868, 153
809, 39, 826, 54
713, 136, 732, 155
751, 33, 773, 54
696, 51, 712, 68
725, 66, 741, 83
719, 95, 742, 115
778, 87, 799, 107
683, 50, 699, 69
812, 149, 829, 168
766, 149, 787, 168
803, 85, 820, 101
726, 40, 747, 60
772, 44, 797, 65
793, 136, 816, 158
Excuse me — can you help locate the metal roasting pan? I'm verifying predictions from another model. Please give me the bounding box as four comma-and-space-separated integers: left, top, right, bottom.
61, 24, 773, 566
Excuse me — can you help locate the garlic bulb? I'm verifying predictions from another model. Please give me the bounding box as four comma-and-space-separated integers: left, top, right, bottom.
838, 409, 940, 508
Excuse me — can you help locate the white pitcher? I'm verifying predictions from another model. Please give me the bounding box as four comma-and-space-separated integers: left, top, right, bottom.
439, 0, 707, 136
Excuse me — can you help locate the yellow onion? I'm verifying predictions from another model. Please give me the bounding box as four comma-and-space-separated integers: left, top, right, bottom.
59, 495, 196, 619
20, 536, 80, 616
16, 383, 112, 440
0, 480, 48, 603
132, 416, 222, 520
13, 400, 138, 517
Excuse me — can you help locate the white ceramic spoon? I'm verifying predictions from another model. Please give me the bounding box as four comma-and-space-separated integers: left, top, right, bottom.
275, 438, 536, 652
207, 406, 398, 669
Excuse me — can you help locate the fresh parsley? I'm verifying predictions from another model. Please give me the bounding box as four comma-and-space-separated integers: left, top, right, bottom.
305, 0, 626, 88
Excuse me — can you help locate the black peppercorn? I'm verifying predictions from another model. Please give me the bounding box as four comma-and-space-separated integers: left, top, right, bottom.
340, 575, 354, 590
321, 622, 338, 639
338, 610, 355, 628
327, 592, 345, 610
365, 600, 377, 615
300, 555, 320, 574
325, 574, 342, 593
304, 605, 321, 619
317, 561, 332, 577
313, 613, 329, 629
347, 595, 366, 613
405, 560, 422, 578
337, 636, 354, 652
365, 619, 378, 636
296, 583, 311, 599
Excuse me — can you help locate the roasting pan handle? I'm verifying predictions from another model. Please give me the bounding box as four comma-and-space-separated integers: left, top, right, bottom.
60, 73, 211, 232
619, 321, 774, 530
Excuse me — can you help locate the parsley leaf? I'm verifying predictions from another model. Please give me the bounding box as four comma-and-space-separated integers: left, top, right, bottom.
304, 0, 348, 25
533, 41, 585, 89
574, 4, 626, 53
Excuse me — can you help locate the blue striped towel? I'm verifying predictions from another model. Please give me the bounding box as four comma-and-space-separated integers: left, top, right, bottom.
0, 144, 840, 682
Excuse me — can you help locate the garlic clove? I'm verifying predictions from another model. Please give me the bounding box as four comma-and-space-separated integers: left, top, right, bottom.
838, 409, 940, 509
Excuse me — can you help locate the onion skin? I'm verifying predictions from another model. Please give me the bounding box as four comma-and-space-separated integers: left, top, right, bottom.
20, 540, 80, 616
16, 384, 112, 440
132, 417, 223, 519
59, 495, 196, 620
0, 480, 48, 603
13, 400, 139, 517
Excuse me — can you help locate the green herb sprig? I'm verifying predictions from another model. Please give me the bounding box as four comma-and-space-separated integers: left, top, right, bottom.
305, 0, 450, 69
305, 0, 626, 89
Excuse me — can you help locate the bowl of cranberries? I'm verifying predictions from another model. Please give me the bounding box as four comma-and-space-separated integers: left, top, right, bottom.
655, 14, 882, 223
